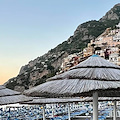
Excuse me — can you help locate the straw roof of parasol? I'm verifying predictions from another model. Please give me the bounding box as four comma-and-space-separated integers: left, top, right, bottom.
24, 55, 120, 97
82, 97, 120, 102
21, 97, 82, 105
0, 85, 32, 105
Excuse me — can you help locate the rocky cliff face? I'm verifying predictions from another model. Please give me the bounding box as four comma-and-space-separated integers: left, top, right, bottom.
4, 3, 120, 92
4, 51, 68, 92
100, 4, 120, 22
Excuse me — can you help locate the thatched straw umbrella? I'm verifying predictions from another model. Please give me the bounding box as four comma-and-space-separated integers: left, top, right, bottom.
83, 97, 120, 102
24, 55, 120, 120
0, 85, 31, 105
21, 97, 84, 120
22, 97, 82, 104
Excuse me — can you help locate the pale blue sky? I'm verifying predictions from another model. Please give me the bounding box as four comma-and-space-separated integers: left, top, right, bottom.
0, 0, 120, 84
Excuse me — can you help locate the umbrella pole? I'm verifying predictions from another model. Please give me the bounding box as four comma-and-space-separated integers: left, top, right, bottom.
42, 104, 46, 120
52, 104, 54, 118
93, 92, 98, 120
68, 103, 71, 120
113, 101, 117, 120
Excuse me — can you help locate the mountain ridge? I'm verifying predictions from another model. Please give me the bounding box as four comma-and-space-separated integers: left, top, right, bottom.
4, 3, 120, 92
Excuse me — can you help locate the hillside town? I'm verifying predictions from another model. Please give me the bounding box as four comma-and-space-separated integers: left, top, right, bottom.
60, 23, 120, 72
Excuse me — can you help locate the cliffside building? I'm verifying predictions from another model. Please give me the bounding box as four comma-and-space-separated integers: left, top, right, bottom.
83, 26, 120, 65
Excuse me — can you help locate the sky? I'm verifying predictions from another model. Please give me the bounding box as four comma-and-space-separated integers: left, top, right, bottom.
0, 0, 120, 85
